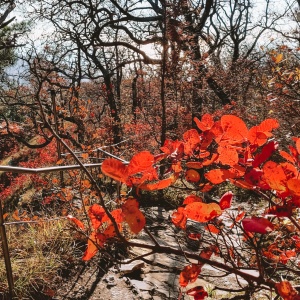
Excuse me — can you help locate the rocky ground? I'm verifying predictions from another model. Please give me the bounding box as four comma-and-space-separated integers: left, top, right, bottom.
53, 206, 276, 300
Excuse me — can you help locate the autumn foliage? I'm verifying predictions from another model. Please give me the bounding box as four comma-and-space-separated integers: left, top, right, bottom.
61, 113, 300, 299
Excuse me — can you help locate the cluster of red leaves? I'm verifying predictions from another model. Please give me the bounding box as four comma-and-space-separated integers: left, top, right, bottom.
75, 199, 145, 260
92, 114, 300, 298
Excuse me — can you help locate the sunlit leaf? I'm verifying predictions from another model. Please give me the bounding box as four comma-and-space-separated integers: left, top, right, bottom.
263, 161, 287, 191
218, 115, 248, 144
242, 216, 274, 234
184, 202, 222, 222
179, 264, 201, 287
127, 151, 155, 176
287, 178, 300, 196
217, 145, 239, 166
183, 195, 203, 205
205, 169, 233, 184
101, 158, 127, 183
194, 113, 214, 131
82, 232, 104, 261
138, 176, 175, 191
183, 129, 201, 155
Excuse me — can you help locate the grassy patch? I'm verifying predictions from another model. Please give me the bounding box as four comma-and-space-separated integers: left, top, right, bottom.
0, 218, 80, 298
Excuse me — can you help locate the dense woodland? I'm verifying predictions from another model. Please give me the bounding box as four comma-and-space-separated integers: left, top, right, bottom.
1, 0, 300, 299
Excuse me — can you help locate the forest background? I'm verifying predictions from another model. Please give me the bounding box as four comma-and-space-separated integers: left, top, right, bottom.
1, 0, 300, 299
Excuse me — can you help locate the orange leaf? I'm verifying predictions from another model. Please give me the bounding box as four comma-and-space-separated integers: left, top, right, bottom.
276, 281, 300, 300
127, 151, 155, 176
183, 129, 201, 155
194, 113, 214, 131
205, 224, 220, 234
184, 202, 222, 222
280, 150, 296, 164
101, 158, 127, 183
122, 199, 145, 234
219, 191, 233, 210
81, 179, 91, 189
171, 207, 187, 229
185, 169, 201, 182
273, 53, 283, 63
179, 264, 201, 287
183, 195, 202, 205
67, 215, 85, 229
287, 178, 300, 196
263, 161, 287, 191
219, 115, 248, 144
205, 169, 233, 184
102, 208, 123, 224
82, 232, 104, 261
217, 145, 239, 166
138, 176, 175, 191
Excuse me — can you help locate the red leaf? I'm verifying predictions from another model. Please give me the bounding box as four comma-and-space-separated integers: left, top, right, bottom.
219, 115, 248, 144
101, 158, 127, 183
184, 202, 222, 223
88, 204, 106, 230
242, 217, 274, 234
179, 264, 201, 287
138, 176, 175, 191
194, 113, 214, 131
186, 286, 208, 300
102, 208, 123, 224
265, 204, 293, 217
127, 151, 155, 176
205, 224, 220, 234
235, 211, 246, 222
183, 129, 201, 155
205, 169, 233, 184
160, 139, 184, 159
295, 137, 300, 154
219, 191, 233, 210
183, 195, 203, 205
252, 141, 278, 167
248, 119, 279, 146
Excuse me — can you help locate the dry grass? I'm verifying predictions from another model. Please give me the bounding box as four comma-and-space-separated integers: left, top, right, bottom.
0, 218, 80, 299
